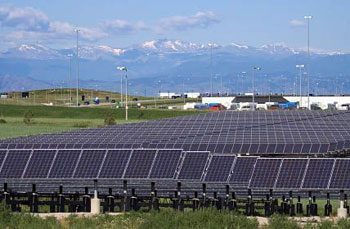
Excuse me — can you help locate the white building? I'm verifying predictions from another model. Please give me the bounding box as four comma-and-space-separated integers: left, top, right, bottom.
159, 92, 181, 98
285, 96, 350, 110
184, 92, 201, 98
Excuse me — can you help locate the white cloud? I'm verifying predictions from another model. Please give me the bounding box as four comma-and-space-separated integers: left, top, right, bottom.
102, 19, 148, 34
0, 5, 49, 31
290, 19, 306, 27
158, 11, 220, 32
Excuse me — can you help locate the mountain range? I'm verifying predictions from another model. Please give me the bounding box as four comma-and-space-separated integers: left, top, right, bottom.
0, 39, 349, 95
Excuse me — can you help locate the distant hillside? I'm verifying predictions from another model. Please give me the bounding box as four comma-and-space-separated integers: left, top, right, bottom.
0, 39, 349, 95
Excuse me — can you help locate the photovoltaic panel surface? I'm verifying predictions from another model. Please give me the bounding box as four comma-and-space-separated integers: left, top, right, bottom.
98, 150, 131, 178
178, 151, 209, 180
204, 155, 235, 182
275, 159, 308, 189
302, 159, 335, 189
48, 150, 81, 178
74, 150, 106, 178
329, 159, 350, 189
23, 150, 56, 178
124, 150, 156, 179
149, 150, 182, 179
250, 159, 282, 188
229, 157, 257, 184
0, 150, 31, 178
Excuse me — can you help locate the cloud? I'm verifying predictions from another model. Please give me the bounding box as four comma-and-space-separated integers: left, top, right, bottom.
290, 19, 306, 27
0, 5, 49, 31
102, 19, 148, 34
158, 11, 220, 32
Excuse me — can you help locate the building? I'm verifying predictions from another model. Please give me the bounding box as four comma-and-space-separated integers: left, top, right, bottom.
184, 92, 201, 98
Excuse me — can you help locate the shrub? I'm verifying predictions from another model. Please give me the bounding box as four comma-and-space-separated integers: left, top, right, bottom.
104, 110, 116, 126
267, 214, 300, 229
72, 122, 90, 128
23, 110, 33, 124
0, 119, 6, 124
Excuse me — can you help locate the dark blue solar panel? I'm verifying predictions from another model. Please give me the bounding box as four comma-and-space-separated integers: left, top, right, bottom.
23, 150, 56, 178
74, 150, 106, 178
124, 150, 156, 178
0, 150, 31, 178
149, 150, 182, 179
302, 159, 334, 189
178, 152, 209, 180
48, 150, 81, 178
0, 150, 7, 169
329, 159, 350, 189
275, 159, 308, 189
230, 157, 257, 184
250, 159, 282, 188
204, 155, 235, 182
99, 150, 131, 178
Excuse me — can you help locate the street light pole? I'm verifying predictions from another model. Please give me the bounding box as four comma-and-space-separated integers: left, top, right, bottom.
75, 29, 80, 107
304, 15, 312, 109
296, 65, 305, 109
210, 43, 213, 96
117, 66, 128, 120
68, 54, 73, 106
252, 67, 261, 109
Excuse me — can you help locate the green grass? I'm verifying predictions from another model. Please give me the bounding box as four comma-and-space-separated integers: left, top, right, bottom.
0, 104, 204, 139
2, 202, 350, 229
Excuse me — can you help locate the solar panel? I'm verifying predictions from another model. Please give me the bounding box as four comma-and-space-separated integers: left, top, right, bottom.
302, 159, 335, 189
0, 150, 31, 178
23, 150, 56, 178
124, 150, 156, 179
48, 150, 81, 178
98, 150, 132, 178
204, 155, 235, 182
275, 159, 308, 189
178, 151, 209, 180
149, 149, 182, 179
229, 157, 257, 184
74, 150, 106, 178
250, 159, 282, 188
329, 159, 350, 189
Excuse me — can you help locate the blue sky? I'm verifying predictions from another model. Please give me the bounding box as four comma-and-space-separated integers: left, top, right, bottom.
0, 0, 349, 52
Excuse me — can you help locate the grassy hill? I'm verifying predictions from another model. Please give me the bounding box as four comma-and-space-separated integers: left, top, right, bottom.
0, 104, 204, 139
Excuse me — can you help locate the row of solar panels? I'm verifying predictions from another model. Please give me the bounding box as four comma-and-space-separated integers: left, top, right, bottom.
2, 110, 350, 155
1, 149, 350, 190
0, 141, 348, 154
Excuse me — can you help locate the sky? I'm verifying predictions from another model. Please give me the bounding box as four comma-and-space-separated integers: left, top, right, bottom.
0, 0, 349, 52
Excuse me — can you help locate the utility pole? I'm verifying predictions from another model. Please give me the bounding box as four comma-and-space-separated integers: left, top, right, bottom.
75, 29, 80, 107
304, 15, 312, 109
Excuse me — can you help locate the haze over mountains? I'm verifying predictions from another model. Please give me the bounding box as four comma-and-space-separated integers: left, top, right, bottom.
0, 39, 349, 95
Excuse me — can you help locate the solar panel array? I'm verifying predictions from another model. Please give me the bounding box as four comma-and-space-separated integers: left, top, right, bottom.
2, 110, 350, 155
0, 148, 349, 190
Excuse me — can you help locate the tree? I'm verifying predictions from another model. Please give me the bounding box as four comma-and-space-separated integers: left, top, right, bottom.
104, 110, 116, 126
23, 110, 33, 124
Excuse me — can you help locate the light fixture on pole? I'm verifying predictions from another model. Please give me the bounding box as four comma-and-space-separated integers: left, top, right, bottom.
296, 64, 305, 109
304, 15, 312, 109
67, 54, 73, 106
75, 28, 80, 107
241, 72, 246, 95
117, 66, 128, 120
252, 67, 261, 109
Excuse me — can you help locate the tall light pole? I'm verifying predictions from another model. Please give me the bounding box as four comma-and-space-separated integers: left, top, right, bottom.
210, 43, 213, 96
304, 15, 312, 109
68, 54, 73, 106
296, 64, 305, 108
117, 66, 128, 120
75, 28, 80, 107
252, 67, 261, 108
241, 71, 246, 95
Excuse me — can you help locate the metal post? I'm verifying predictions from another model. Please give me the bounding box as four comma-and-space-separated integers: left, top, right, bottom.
210, 44, 213, 96
304, 15, 312, 109
75, 29, 80, 107
125, 71, 128, 121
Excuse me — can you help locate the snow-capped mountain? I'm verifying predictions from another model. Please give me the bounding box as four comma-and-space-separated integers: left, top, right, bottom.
0, 39, 308, 60
0, 39, 349, 94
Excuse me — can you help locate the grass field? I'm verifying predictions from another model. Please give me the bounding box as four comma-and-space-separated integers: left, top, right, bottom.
1, 204, 350, 229
0, 104, 204, 139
